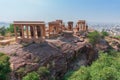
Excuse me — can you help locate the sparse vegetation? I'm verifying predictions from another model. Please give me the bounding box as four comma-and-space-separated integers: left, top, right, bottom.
33, 56, 41, 63
22, 71, 39, 80
21, 66, 50, 80
0, 52, 11, 80
17, 67, 26, 76
10, 52, 17, 56
114, 36, 120, 39
37, 66, 50, 77
63, 50, 120, 80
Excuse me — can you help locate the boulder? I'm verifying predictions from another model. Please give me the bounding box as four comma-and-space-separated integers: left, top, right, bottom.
0, 36, 4, 40
0, 40, 10, 45
95, 39, 110, 52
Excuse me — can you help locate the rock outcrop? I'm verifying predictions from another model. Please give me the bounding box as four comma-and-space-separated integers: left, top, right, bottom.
0, 38, 98, 80
95, 39, 110, 52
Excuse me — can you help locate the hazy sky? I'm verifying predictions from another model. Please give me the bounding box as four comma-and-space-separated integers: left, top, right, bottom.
0, 0, 120, 23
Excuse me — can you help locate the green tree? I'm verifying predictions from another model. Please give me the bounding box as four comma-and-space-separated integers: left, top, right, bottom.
0, 26, 6, 36
101, 30, 109, 38
6, 24, 14, 33
22, 72, 39, 80
37, 66, 50, 77
64, 51, 120, 80
87, 31, 101, 45
0, 52, 11, 80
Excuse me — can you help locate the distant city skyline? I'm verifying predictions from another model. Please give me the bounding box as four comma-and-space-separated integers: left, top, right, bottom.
0, 0, 120, 23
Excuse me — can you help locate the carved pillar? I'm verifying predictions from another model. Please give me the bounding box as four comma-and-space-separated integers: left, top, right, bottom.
82, 23, 84, 31
56, 25, 59, 34
19, 27, 22, 37
30, 26, 34, 38
14, 25, 17, 41
84, 24, 86, 31
68, 22, 73, 31
79, 23, 81, 31
49, 24, 51, 36
86, 25, 88, 31
41, 26, 43, 38
82, 23, 83, 31
21, 25, 24, 39
76, 24, 79, 32
81, 23, 83, 31
79, 23, 80, 31
42, 25, 46, 37
36, 26, 41, 38
33, 25, 36, 39
26, 26, 29, 39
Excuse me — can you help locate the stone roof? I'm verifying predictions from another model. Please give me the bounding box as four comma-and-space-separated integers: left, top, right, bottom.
13, 21, 45, 25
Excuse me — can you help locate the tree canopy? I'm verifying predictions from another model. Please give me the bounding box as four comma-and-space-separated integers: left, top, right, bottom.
0, 52, 11, 80
63, 50, 120, 80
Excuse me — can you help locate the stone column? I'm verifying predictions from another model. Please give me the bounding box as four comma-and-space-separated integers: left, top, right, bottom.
49, 24, 51, 36
21, 25, 24, 39
85, 23, 86, 31
37, 25, 42, 38
78, 24, 80, 31
56, 25, 59, 34
33, 25, 36, 39
26, 26, 29, 39
86, 25, 88, 31
80, 23, 82, 31
68, 22, 73, 31
81, 23, 83, 31
82, 23, 84, 31
30, 26, 34, 38
14, 25, 17, 41
42, 25, 46, 37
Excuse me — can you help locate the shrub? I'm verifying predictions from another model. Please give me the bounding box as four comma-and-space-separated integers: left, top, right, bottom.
63, 51, 120, 80
87, 31, 101, 45
22, 71, 39, 80
101, 30, 109, 38
0, 26, 6, 36
17, 67, 25, 75
37, 66, 50, 77
0, 52, 11, 80
6, 24, 14, 33
114, 36, 120, 39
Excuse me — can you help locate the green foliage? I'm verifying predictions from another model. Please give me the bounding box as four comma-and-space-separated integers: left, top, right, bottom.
0, 52, 11, 80
33, 56, 40, 63
6, 24, 14, 33
114, 36, 120, 39
101, 30, 109, 38
87, 31, 101, 45
17, 67, 25, 75
22, 71, 39, 80
63, 51, 120, 80
0, 26, 6, 36
37, 66, 50, 77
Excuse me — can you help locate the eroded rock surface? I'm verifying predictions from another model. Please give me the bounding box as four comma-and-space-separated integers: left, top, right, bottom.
0, 38, 98, 80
